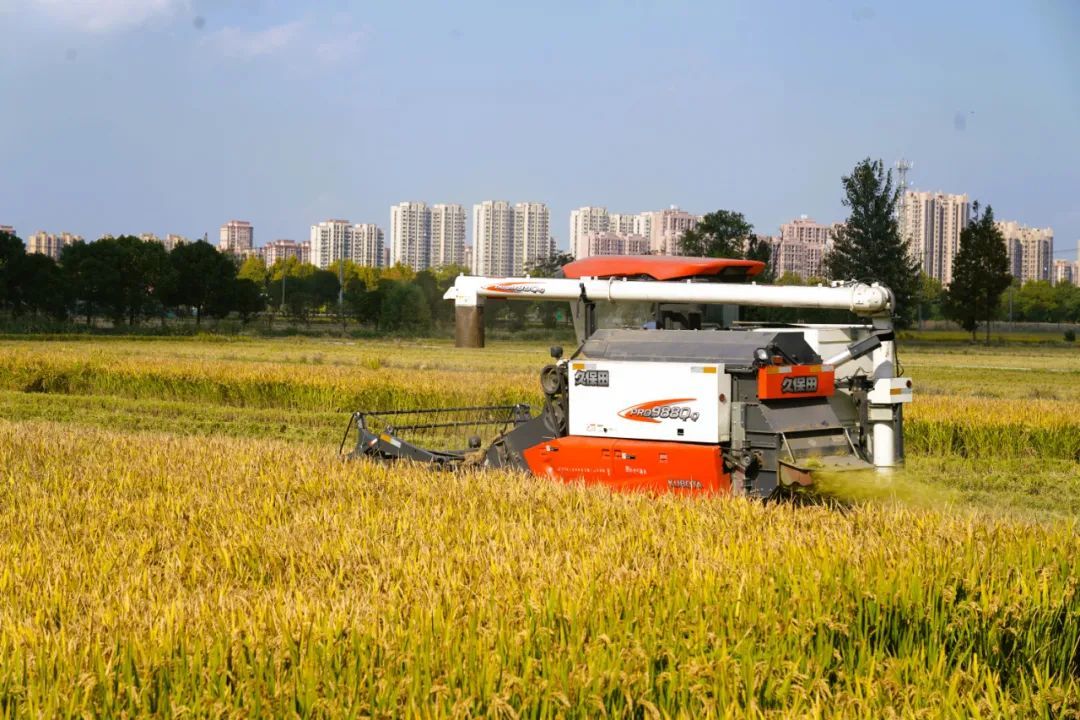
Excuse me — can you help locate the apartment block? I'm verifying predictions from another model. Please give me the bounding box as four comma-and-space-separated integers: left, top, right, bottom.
769, 217, 833, 279
352, 224, 385, 268
430, 203, 467, 268
390, 201, 431, 270
1052, 259, 1077, 286
0, 225, 16, 236
472, 200, 515, 276
780, 216, 833, 245
263, 239, 306, 266
643, 206, 700, 255
219, 220, 254, 254
998, 221, 1053, 284
309, 221, 384, 269
569, 207, 609, 253
900, 191, 970, 284
514, 202, 550, 274
25, 231, 82, 260
770, 236, 827, 279
574, 231, 649, 259
162, 234, 188, 251
309, 220, 352, 269
471, 201, 551, 276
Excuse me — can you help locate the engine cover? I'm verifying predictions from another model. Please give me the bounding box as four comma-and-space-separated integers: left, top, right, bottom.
568, 360, 731, 443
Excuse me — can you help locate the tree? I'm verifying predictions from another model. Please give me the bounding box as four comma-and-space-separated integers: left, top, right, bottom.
1013, 281, 1057, 323
824, 158, 920, 327
943, 203, 1011, 342
743, 234, 774, 283
168, 241, 237, 325
238, 256, 268, 288
0, 232, 27, 315
230, 278, 266, 324
916, 275, 945, 323
379, 281, 431, 332
15, 253, 67, 319
679, 211, 753, 258
113, 236, 172, 325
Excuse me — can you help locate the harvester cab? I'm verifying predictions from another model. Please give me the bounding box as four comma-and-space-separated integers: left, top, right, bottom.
346, 256, 912, 497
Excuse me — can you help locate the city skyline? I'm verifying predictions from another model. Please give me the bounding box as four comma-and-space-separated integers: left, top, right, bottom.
1, 2, 1077, 263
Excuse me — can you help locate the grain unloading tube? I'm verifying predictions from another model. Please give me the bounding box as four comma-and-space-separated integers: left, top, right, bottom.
350, 257, 912, 498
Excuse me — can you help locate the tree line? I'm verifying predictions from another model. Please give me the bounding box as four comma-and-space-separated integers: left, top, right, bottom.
678, 158, 1076, 338
3, 159, 1074, 337
0, 231, 500, 332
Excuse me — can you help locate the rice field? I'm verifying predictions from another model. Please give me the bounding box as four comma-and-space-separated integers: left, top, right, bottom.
0, 336, 1078, 717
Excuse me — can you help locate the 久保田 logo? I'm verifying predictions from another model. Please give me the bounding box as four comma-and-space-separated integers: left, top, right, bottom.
618, 398, 700, 423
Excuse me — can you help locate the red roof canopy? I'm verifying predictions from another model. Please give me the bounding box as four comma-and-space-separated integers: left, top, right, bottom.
560, 256, 766, 281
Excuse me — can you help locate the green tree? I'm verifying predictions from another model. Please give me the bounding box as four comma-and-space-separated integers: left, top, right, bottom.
114, 236, 172, 325
825, 158, 920, 326
379, 281, 431, 332
743, 234, 774, 283
0, 232, 27, 315
61, 241, 111, 325
916, 275, 945, 323
238, 256, 268, 288
942, 204, 1012, 342
15, 253, 67, 319
679, 211, 753, 258
1013, 281, 1057, 323
230, 278, 266, 324
168, 241, 237, 325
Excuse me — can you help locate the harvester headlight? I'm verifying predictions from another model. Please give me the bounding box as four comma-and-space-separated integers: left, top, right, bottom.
753, 347, 769, 365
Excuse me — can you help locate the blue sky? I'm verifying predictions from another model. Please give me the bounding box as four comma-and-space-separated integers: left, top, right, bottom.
1, 0, 1078, 259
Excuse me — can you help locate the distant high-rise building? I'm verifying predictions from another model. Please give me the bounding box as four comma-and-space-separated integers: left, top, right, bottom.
352, 223, 385, 268
643, 206, 700, 255
574, 231, 649, 259
462, 244, 474, 272
771, 217, 833, 279
263, 239, 305, 266
308, 221, 384, 269
309, 219, 353, 269
899, 191, 970, 284
25, 231, 81, 260
998, 221, 1053, 284
780, 216, 832, 246
1052, 259, 1076, 286
390, 202, 430, 270
219, 220, 254, 254
569, 207, 609, 253
473, 200, 515, 276
607, 213, 637, 236
162, 234, 188, 251
514, 202, 551, 274
430, 203, 466, 268
0, 225, 15, 236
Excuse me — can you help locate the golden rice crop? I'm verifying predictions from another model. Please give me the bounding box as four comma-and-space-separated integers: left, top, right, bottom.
1, 339, 1076, 460
1, 420, 1079, 717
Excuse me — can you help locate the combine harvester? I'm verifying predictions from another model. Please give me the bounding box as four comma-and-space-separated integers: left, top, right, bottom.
345, 256, 912, 497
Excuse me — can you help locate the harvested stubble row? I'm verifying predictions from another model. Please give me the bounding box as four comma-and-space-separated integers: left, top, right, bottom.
0, 421, 1079, 717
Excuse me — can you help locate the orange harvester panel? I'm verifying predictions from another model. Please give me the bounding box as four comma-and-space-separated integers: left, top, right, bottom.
757, 365, 835, 400
521, 436, 731, 494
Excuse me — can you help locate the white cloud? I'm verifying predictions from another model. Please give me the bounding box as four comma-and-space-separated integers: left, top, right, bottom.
209, 20, 305, 59
313, 26, 370, 65
205, 17, 370, 65
24, 0, 188, 32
